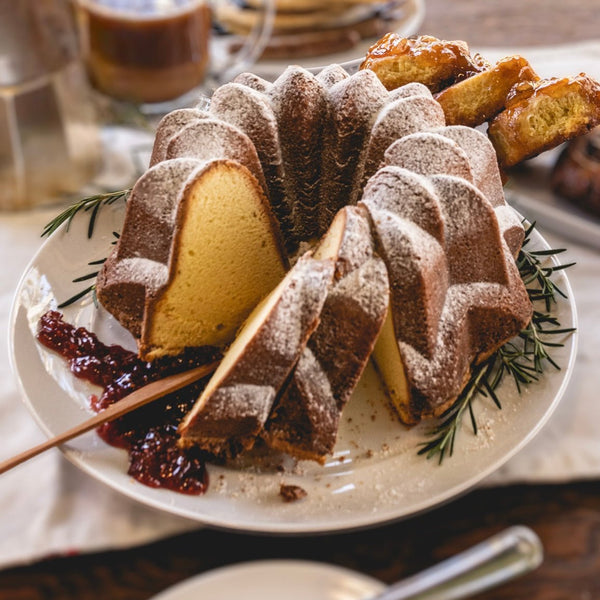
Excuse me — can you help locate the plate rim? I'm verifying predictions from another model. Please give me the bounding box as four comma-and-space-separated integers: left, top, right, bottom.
147, 559, 385, 600
8, 202, 579, 535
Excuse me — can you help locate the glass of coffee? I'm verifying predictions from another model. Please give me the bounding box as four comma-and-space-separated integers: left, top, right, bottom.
75, 0, 275, 109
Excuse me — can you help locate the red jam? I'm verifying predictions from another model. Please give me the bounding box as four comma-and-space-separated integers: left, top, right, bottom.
37, 310, 219, 495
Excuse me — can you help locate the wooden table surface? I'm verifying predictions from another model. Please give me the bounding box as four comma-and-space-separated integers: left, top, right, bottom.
3, 1, 600, 598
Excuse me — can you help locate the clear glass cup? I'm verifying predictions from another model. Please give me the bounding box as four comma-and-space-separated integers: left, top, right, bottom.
0, 0, 101, 210
74, 0, 275, 112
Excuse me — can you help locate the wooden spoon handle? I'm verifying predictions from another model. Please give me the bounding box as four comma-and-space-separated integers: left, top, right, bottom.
0, 360, 219, 475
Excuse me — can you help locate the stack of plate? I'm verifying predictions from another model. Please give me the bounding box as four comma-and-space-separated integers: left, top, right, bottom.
215, 0, 414, 60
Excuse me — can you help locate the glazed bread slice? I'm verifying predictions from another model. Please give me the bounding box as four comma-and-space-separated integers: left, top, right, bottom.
488, 74, 600, 167
178, 254, 334, 458
139, 159, 288, 360
435, 55, 539, 127
263, 205, 389, 463
360, 34, 486, 93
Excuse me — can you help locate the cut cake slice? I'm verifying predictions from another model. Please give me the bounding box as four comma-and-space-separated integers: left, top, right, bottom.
178, 254, 334, 458
139, 159, 288, 360
263, 205, 389, 463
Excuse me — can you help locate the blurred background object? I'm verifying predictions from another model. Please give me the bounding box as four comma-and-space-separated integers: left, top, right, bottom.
74, 0, 275, 112
215, 0, 419, 61
0, 0, 101, 211
75, 0, 213, 104
551, 126, 600, 218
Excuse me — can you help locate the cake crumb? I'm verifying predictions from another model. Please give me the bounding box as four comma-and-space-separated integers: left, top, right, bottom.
279, 484, 307, 502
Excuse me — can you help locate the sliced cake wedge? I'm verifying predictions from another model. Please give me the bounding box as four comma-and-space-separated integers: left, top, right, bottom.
263, 206, 389, 463
138, 159, 288, 361
178, 254, 334, 458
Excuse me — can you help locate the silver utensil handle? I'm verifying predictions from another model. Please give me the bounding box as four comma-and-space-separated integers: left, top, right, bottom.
371, 526, 543, 600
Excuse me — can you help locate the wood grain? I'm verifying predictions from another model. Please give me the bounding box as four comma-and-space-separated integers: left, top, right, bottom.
2, 482, 600, 599
419, 0, 600, 47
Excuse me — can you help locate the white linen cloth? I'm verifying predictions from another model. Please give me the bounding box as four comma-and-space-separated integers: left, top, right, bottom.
0, 42, 599, 569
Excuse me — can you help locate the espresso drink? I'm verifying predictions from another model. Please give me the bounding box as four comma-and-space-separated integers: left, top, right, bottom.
78, 0, 212, 103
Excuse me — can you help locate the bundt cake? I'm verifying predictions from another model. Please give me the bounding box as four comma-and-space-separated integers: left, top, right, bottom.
96, 59, 532, 462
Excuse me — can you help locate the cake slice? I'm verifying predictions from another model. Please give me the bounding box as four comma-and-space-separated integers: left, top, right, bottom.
98, 157, 289, 361
97, 158, 206, 337
138, 159, 288, 360
178, 254, 334, 458
263, 206, 389, 463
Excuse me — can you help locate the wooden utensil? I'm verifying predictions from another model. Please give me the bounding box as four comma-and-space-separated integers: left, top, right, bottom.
0, 360, 219, 475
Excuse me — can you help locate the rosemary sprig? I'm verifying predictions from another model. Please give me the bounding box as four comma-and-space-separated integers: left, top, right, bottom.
42, 188, 130, 239
419, 222, 575, 463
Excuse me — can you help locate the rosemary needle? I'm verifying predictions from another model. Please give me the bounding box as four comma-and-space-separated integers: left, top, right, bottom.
42, 189, 130, 239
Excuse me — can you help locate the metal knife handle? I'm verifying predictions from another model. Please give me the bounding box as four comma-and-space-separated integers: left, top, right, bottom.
371, 526, 543, 600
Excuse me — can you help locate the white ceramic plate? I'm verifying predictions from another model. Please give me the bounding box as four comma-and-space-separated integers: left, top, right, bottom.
149, 560, 384, 600
9, 201, 577, 534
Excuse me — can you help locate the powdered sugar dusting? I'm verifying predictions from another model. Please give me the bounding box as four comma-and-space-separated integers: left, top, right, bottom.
149, 108, 207, 166
110, 257, 168, 293
181, 255, 334, 450
430, 174, 509, 285
384, 132, 474, 183
166, 118, 267, 190
435, 125, 505, 207
388, 82, 432, 101
362, 95, 446, 184
316, 64, 349, 89
361, 166, 445, 243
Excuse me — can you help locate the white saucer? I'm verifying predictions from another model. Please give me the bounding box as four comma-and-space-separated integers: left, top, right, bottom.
149, 560, 384, 600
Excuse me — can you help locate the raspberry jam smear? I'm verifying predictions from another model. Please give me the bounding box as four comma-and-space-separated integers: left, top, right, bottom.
37, 310, 219, 495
